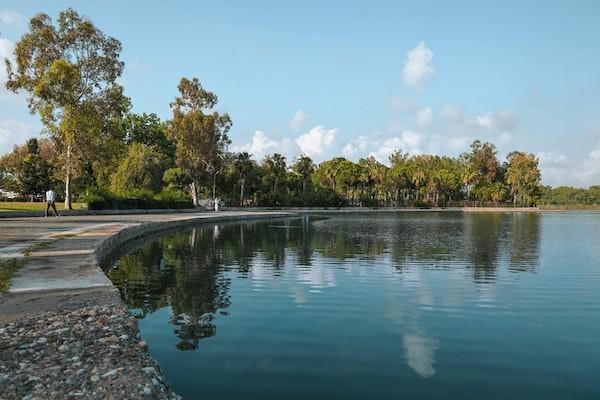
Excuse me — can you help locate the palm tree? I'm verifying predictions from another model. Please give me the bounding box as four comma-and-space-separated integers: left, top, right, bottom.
292, 154, 315, 200
234, 152, 253, 206
263, 153, 287, 194
461, 169, 477, 202
412, 170, 426, 201
371, 162, 388, 205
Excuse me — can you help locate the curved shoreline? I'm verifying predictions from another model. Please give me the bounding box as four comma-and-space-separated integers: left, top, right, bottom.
0, 211, 294, 399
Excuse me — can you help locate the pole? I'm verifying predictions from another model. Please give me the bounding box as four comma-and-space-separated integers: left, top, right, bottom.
213, 170, 220, 199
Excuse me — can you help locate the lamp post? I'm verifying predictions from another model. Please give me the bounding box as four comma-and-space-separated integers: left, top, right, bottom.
213, 170, 220, 199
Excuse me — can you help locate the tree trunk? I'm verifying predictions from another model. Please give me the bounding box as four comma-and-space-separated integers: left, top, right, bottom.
190, 181, 199, 207
240, 177, 245, 207
64, 144, 73, 210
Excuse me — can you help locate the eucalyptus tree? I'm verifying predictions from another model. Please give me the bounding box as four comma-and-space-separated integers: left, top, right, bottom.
464, 140, 500, 186
166, 77, 232, 206
506, 151, 541, 206
234, 152, 254, 206
5, 8, 128, 208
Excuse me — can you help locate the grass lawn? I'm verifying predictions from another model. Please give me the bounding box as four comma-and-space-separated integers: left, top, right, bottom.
0, 202, 87, 212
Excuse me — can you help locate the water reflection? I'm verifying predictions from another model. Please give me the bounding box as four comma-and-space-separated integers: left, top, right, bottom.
108, 212, 541, 355
403, 332, 439, 378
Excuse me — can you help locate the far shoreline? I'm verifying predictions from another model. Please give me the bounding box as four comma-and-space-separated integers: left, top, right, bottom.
3, 205, 600, 219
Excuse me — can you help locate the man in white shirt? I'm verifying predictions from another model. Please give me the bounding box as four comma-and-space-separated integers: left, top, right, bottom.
45, 189, 59, 217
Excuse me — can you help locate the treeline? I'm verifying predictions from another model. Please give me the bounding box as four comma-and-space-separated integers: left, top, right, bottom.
539, 186, 600, 207
0, 7, 583, 210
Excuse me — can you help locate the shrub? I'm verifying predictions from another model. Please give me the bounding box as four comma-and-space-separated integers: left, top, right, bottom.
78, 188, 193, 210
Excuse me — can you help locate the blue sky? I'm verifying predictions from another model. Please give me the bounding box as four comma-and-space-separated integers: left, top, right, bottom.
1, 0, 599, 186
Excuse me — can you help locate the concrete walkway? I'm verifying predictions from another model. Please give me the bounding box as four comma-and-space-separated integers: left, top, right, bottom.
0, 211, 293, 322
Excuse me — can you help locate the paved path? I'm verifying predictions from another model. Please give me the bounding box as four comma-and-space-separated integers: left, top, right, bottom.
0, 211, 293, 322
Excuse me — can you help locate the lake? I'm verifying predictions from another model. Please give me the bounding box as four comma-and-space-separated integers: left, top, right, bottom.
107, 211, 600, 399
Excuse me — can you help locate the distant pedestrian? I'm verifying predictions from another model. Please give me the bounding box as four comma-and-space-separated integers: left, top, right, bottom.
45, 189, 59, 217
214, 198, 220, 212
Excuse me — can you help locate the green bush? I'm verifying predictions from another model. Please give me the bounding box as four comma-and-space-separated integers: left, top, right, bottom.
78, 188, 193, 210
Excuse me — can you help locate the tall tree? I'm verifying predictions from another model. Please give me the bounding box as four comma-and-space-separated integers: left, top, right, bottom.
262, 153, 287, 194
506, 151, 541, 206
166, 77, 232, 206
292, 154, 315, 200
5, 8, 128, 209
234, 152, 254, 206
21, 138, 52, 200
464, 140, 499, 186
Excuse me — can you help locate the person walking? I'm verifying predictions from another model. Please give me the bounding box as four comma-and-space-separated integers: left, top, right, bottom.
214, 197, 220, 212
45, 188, 59, 217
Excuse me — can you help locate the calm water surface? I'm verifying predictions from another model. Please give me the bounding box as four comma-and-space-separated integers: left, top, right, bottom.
107, 212, 600, 399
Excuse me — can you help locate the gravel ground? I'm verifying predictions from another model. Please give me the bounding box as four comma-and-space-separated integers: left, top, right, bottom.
0, 305, 180, 400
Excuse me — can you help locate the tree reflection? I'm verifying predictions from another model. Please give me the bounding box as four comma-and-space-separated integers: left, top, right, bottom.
507, 213, 540, 273
464, 213, 503, 283
111, 212, 541, 350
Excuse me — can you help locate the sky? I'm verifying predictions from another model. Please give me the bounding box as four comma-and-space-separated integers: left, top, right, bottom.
1, 0, 599, 187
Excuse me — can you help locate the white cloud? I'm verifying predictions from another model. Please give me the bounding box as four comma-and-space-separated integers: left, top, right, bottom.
435, 105, 519, 155
403, 41, 437, 90
0, 120, 38, 154
295, 125, 337, 159
342, 135, 370, 157
342, 131, 423, 163
440, 104, 464, 123
235, 130, 278, 160
289, 109, 308, 131
537, 151, 568, 166
370, 130, 422, 162
536, 147, 600, 187
471, 110, 517, 133
388, 96, 415, 113
403, 333, 439, 378
129, 56, 150, 75
0, 10, 23, 26
414, 107, 433, 129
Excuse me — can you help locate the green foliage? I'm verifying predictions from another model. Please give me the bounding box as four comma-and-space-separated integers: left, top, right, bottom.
506, 151, 541, 206
0, 138, 56, 197
0, 258, 25, 292
540, 186, 600, 207
6, 8, 129, 208
123, 112, 174, 163
110, 143, 164, 194
79, 187, 192, 210
261, 153, 287, 194
166, 77, 232, 206
163, 167, 193, 191
21, 138, 53, 196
